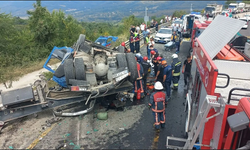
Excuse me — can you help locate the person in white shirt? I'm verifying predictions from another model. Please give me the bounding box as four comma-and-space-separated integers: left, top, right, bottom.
160, 19, 163, 24
140, 23, 145, 32
149, 37, 155, 47
173, 24, 177, 32
136, 25, 140, 33
177, 24, 182, 37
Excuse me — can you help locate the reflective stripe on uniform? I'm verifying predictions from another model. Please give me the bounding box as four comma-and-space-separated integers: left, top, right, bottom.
175, 62, 181, 66
173, 72, 180, 76
173, 83, 179, 86
146, 37, 149, 43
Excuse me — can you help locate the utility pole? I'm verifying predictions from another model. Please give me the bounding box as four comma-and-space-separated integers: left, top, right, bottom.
190, 3, 193, 13
145, 7, 148, 27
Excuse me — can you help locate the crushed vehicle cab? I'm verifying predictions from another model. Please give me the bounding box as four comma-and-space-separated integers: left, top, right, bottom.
0, 34, 136, 123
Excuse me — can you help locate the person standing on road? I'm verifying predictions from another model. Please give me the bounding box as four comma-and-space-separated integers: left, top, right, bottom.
134, 32, 140, 53
136, 25, 140, 34
177, 24, 182, 38
129, 34, 135, 53
162, 60, 172, 101
149, 45, 159, 60
155, 57, 164, 84
171, 54, 181, 90
160, 19, 163, 24
182, 55, 192, 89
141, 56, 151, 95
171, 31, 181, 54
149, 37, 155, 47
148, 81, 167, 130
135, 57, 145, 98
173, 24, 177, 32
155, 21, 159, 32
140, 22, 146, 33
146, 34, 151, 58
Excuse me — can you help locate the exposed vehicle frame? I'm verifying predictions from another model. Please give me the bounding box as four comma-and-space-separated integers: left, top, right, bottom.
0, 34, 137, 124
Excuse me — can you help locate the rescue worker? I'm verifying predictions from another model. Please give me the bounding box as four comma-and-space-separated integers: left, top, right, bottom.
152, 57, 159, 77
121, 42, 128, 53
182, 55, 192, 89
155, 57, 164, 84
162, 60, 172, 101
149, 45, 159, 60
148, 81, 167, 130
141, 56, 151, 94
171, 54, 181, 90
134, 32, 140, 53
135, 57, 145, 98
129, 34, 135, 53
135, 53, 144, 64
171, 31, 181, 54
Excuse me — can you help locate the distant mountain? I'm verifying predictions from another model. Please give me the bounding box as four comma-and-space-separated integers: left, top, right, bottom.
0, 1, 226, 22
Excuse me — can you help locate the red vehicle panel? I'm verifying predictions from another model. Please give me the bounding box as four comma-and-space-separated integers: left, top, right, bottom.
193, 39, 218, 95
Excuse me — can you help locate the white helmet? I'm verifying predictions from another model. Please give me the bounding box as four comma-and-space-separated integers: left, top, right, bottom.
135, 53, 141, 57
172, 54, 178, 59
154, 81, 164, 90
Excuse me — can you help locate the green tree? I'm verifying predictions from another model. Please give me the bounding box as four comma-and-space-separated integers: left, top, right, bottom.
27, 0, 57, 48
242, 0, 250, 4
224, 0, 237, 9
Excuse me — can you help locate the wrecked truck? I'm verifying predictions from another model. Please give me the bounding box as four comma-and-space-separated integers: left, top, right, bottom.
0, 34, 137, 124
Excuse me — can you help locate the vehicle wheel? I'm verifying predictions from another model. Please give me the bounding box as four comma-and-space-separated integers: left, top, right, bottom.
69, 79, 89, 86
54, 64, 65, 78
64, 58, 75, 85
116, 53, 127, 68
74, 58, 86, 80
76, 34, 86, 48
117, 46, 125, 53
126, 53, 137, 83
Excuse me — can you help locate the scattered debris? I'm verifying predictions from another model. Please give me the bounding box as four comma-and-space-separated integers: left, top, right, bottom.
9, 146, 14, 149
119, 128, 125, 130
64, 133, 71, 138
93, 129, 98, 132
69, 142, 75, 146
87, 131, 91, 134
123, 123, 126, 127
97, 112, 108, 120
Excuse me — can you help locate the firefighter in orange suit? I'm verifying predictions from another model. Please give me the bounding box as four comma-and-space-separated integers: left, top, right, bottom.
148, 81, 167, 130
134, 57, 145, 98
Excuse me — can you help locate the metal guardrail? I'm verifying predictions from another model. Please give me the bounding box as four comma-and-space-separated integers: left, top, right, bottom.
121, 22, 171, 50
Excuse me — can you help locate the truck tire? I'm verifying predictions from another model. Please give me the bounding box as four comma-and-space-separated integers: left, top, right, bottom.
117, 46, 125, 53
69, 79, 89, 86
77, 34, 86, 48
64, 59, 75, 85
54, 64, 65, 78
116, 53, 127, 68
126, 53, 137, 83
74, 58, 86, 80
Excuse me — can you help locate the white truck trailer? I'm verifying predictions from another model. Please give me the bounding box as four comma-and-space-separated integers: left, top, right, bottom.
204, 4, 223, 17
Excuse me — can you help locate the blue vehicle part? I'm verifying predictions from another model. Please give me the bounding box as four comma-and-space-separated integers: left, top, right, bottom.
52, 76, 67, 88
95, 36, 118, 47
43, 46, 74, 74
193, 142, 201, 150
191, 12, 201, 15
43, 46, 74, 88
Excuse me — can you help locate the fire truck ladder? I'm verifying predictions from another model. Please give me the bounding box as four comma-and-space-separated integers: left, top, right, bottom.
166, 95, 221, 149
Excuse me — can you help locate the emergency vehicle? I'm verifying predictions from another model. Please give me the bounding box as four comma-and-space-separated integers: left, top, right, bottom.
166, 15, 250, 149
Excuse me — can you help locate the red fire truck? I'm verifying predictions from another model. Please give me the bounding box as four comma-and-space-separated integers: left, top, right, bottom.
166, 15, 250, 149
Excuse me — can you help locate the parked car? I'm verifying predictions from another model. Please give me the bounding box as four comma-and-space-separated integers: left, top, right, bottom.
239, 17, 249, 29
172, 19, 184, 29
95, 36, 118, 48
154, 28, 172, 43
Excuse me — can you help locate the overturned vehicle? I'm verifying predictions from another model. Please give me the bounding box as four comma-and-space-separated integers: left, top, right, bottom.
0, 34, 137, 123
